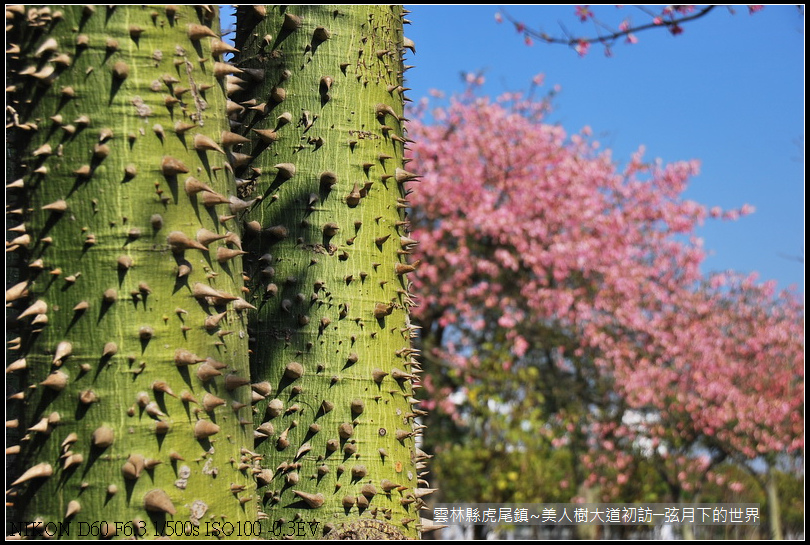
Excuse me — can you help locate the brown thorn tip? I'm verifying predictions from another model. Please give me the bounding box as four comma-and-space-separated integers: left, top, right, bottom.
11, 463, 53, 486
143, 489, 177, 515
92, 426, 115, 448
188, 24, 218, 40
194, 419, 220, 439
293, 490, 324, 508
193, 134, 224, 154
160, 156, 189, 176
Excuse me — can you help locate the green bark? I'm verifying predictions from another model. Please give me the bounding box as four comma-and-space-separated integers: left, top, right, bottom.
6, 6, 256, 538
233, 5, 427, 539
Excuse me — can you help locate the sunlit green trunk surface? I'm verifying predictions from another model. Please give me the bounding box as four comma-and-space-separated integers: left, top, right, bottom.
233, 5, 427, 539
6, 6, 256, 538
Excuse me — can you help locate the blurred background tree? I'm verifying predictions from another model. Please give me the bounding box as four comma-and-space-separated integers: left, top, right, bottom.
405, 86, 803, 539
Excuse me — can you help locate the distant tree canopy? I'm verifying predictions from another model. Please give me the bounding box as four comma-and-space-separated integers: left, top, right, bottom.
405, 86, 803, 537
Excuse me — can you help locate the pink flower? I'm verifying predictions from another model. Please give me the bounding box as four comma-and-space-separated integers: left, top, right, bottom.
498, 315, 517, 328
575, 5, 594, 22
709, 274, 727, 289
515, 22, 525, 34
495, 11, 503, 23
625, 33, 638, 44
669, 23, 684, 36
464, 72, 486, 87
513, 336, 529, 357
532, 73, 545, 86
575, 39, 590, 57
748, 5, 765, 14
525, 35, 534, 46
619, 19, 630, 32
739, 203, 756, 216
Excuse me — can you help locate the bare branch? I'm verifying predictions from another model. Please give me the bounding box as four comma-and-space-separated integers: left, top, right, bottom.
499, 5, 720, 55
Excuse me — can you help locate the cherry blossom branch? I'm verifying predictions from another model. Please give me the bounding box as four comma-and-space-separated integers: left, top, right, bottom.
496, 5, 764, 56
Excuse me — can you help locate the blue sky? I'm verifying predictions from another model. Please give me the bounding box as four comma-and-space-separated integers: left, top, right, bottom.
223, 6, 804, 293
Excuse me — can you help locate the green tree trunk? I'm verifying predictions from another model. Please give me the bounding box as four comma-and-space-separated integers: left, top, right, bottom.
232, 5, 427, 539
6, 5, 256, 538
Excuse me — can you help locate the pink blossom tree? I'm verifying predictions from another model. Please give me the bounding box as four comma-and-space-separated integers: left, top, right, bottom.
664, 275, 804, 539
405, 83, 803, 536
583, 271, 802, 537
